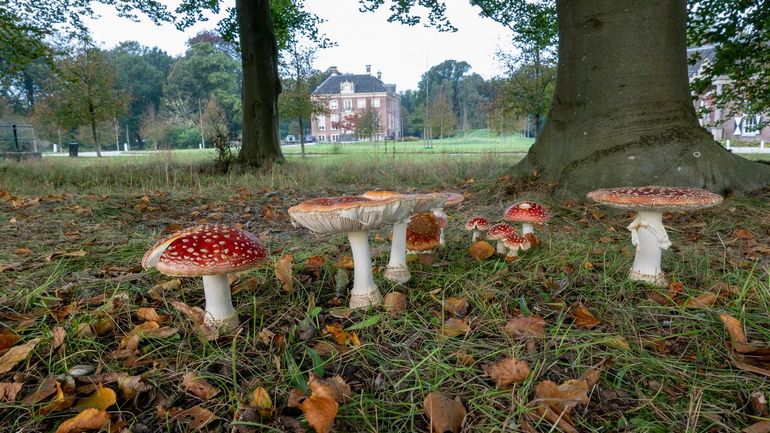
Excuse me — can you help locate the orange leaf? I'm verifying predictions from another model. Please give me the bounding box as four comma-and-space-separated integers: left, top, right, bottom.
442, 297, 469, 318
441, 318, 469, 337
0, 338, 40, 373
719, 313, 748, 345
0, 382, 23, 402
181, 372, 220, 400
734, 228, 755, 240
383, 292, 406, 313
534, 378, 590, 415
423, 392, 466, 433
74, 386, 116, 411
503, 316, 545, 338
308, 373, 352, 404
0, 328, 20, 351
468, 241, 495, 260
55, 408, 110, 433
334, 256, 355, 270
136, 307, 167, 324
305, 256, 327, 269
684, 292, 719, 308
300, 386, 338, 433
484, 357, 531, 389
570, 304, 600, 329
275, 254, 294, 292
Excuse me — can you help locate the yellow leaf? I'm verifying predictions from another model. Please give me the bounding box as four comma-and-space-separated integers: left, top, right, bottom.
423, 392, 466, 433
275, 254, 294, 292
0, 338, 40, 373
55, 408, 110, 433
74, 386, 117, 411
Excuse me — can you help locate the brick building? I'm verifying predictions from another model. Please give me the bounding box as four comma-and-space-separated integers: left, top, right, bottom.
310, 65, 401, 142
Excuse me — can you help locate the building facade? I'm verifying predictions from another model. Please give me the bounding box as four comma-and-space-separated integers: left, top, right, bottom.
310, 66, 401, 143
689, 46, 769, 142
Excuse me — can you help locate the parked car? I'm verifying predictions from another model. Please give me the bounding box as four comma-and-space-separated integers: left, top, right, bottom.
304, 135, 315, 143
285, 135, 296, 144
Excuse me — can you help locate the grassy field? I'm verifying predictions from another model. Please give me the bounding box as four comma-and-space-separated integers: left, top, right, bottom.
0, 154, 769, 433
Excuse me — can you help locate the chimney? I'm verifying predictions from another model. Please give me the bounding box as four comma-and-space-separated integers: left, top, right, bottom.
328, 66, 338, 75
365, 64, 371, 74
376, 70, 382, 80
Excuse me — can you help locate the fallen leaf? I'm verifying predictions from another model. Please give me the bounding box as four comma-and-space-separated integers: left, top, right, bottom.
117, 375, 150, 400
232, 276, 264, 294
570, 304, 600, 329
300, 380, 338, 433
0, 338, 40, 373
734, 228, 755, 240
21, 376, 58, 404
0, 382, 23, 402
171, 405, 218, 430
684, 292, 719, 308
423, 392, 466, 433
136, 307, 167, 324
258, 328, 276, 345
0, 328, 20, 350
749, 391, 768, 417
334, 256, 355, 270
484, 357, 531, 389
40, 381, 75, 415
383, 292, 406, 313
603, 335, 631, 350
148, 278, 181, 300
442, 297, 469, 318
309, 373, 352, 404
249, 386, 273, 417
719, 313, 747, 345
441, 318, 469, 337
731, 360, 770, 378
45, 250, 87, 261
535, 378, 590, 415
275, 254, 294, 292
743, 420, 770, 433
74, 386, 117, 411
328, 307, 353, 319
181, 372, 220, 400
322, 324, 360, 347
468, 241, 495, 260
453, 350, 475, 366
583, 359, 608, 388
305, 256, 327, 269
503, 316, 545, 338
286, 387, 306, 408
51, 326, 66, 349
55, 408, 110, 433
14, 247, 32, 255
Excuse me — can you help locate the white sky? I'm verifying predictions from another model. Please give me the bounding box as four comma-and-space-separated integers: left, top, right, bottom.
85, 0, 511, 91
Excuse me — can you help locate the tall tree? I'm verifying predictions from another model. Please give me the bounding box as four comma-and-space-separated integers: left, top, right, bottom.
362, 0, 770, 195
355, 108, 381, 142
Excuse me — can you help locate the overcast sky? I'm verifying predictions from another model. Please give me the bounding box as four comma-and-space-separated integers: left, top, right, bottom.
85, 0, 512, 91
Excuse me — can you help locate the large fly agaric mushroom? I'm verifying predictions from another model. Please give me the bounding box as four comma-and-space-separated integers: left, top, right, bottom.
433, 192, 465, 246
587, 186, 723, 287
142, 225, 268, 330
504, 201, 550, 236
486, 223, 518, 255
362, 191, 445, 284
465, 216, 490, 243
288, 195, 415, 309
406, 212, 441, 254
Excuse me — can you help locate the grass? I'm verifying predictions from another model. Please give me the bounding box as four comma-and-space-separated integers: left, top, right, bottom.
0, 153, 769, 433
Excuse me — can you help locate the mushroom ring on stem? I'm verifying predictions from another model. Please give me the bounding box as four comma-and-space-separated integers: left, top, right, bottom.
362, 191, 445, 284
504, 201, 550, 236
486, 223, 519, 255
288, 195, 416, 309
465, 216, 490, 243
587, 186, 722, 287
142, 224, 268, 330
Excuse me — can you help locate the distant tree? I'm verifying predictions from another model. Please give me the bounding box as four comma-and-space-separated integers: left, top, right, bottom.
44, 47, 128, 156
493, 49, 555, 137
354, 108, 381, 142
187, 30, 240, 61
428, 90, 456, 139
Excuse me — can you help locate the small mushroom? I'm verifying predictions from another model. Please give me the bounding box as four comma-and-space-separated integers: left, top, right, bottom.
465, 216, 490, 243
406, 212, 441, 254
288, 195, 416, 309
142, 224, 268, 330
587, 186, 722, 286
503, 201, 550, 236
501, 233, 531, 261
486, 223, 518, 255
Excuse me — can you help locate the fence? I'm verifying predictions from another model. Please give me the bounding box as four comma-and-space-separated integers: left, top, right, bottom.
725, 139, 770, 154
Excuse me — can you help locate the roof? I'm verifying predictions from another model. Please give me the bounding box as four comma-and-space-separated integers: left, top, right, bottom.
312, 73, 395, 95
687, 45, 716, 79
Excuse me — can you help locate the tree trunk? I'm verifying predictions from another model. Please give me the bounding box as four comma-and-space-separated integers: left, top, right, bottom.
236, 0, 284, 167
89, 103, 102, 157
515, 0, 770, 197
298, 117, 305, 157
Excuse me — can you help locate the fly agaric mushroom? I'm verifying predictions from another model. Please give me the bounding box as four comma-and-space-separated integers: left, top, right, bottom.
142, 225, 268, 330
465, 216, 490, 243
501, 233, 531, 261
587, 186, 722, 287
288, 195, 416, 309
486, 223, 518, 255
362, 191, 445, 284
433, 192, 465, 246
406, 212, 441, 253
504, 201, 549, 236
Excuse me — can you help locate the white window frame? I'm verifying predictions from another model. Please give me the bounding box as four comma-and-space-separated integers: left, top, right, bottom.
330, 114, 339, 130
331, 134, 338, 142
317, 115, 326, 131
329, 99, 338, 109
357, 98, 366, 109
343, 99, 352, 112
743, 114, 761, 136
318, 135, 326, 142
372, 98, 380, 108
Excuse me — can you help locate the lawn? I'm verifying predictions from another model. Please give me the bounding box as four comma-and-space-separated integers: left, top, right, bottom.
0, 154, 769, 433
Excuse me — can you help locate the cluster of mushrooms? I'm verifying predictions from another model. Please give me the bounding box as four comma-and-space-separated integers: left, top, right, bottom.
464, 200, 550, 261
140, 185, 723, 331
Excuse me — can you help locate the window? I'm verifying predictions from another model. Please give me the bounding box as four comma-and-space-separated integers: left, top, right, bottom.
331, 134, 339, 142
340, 81, 354, 94
317, 116, 326, 131
357, 98, 366, 108
329, 99, 338, 109
318, 135, 326, 142
330, 114, 339, 130
372, 98, 380, 108
743, 115, 761, 136
343, 99, 352, 111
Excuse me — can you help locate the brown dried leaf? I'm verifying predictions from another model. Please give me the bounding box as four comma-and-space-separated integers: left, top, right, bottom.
383, 292, 406, 313
0, 382, 23, 402
334, 256, 355, 270
51, 326, 66, 350
423, 392, 466, 433
136, 307, 167, 324
45, 250, 87, 261
719, 313, 747, 345
684, 292, 719, 308
468, 240, 495, 260
286, 387, 306, 408
743, 421, 770, 433
306, 255, 327, 269
173, 405, 218, 430
583, 359, 608, 388
503, 316, 545, 338
74, 386, 117, 411
275, 254, 294, 292
570, 304, 600, 329
0, 328, 20, 350
0, 338, 40, 373
734, 228, 755, 240
300, 389, 338, 433
442, 297, 469, 318
232, 276, 264, 294
441, 318, 470, 337
534, 378, 590, 415
453, 350, 475, 366
171, 301, 205, 325
148, 278, 181, 300
731, 360, 770, 378
749, 391, 768, 417
21, 376, 58, 404
181, 372, 220, 400
484, 357, 531, 389
117, 375, 150, 400
309, 374, 352, 404
55, 408, 110, 433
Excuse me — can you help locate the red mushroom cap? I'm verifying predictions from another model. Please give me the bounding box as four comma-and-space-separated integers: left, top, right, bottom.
406, 212, 440, 251
586, 186, 723, 211
465, 216, 490, 231
504, 201, 550, 224
502, 233, 531, 251
142, 225, 268, 277
486, 223, 517, 240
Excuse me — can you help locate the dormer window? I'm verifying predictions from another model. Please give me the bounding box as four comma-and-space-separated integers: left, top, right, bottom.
340, 81, 354, 94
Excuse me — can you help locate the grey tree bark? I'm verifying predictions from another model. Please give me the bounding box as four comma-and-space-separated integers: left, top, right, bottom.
515, 0, 770, 197
236, 0, 284, 166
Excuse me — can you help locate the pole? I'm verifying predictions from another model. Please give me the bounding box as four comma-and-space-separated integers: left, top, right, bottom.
114, 118, 119, 151
199, 98, 205, 150
12, 124, 19, 152
125, 124, 130, 151
58, 129, 63, 152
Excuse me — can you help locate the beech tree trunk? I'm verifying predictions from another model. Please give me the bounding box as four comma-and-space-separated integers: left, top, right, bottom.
236, 0, 284, 167
515, 0, 770, 197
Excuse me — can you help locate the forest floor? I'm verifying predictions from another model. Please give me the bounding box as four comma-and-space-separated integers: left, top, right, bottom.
0, 154, 769, 433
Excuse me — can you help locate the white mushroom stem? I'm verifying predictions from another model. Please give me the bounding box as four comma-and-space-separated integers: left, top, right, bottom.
505, 248, 519, 258
627, 211, 671, 287
347, 231, 382, 308
202, 274, 238, 328
495, 240, 507, 255
522, 223, 535, 235
471, 230, 482, 243
384, 219, 410, 284
432, 208, 447, 246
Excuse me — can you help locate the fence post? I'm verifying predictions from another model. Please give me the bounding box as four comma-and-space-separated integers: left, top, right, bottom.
761, 140, 765, 150
725, 139, 730, 149
12, 124, 19, 153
